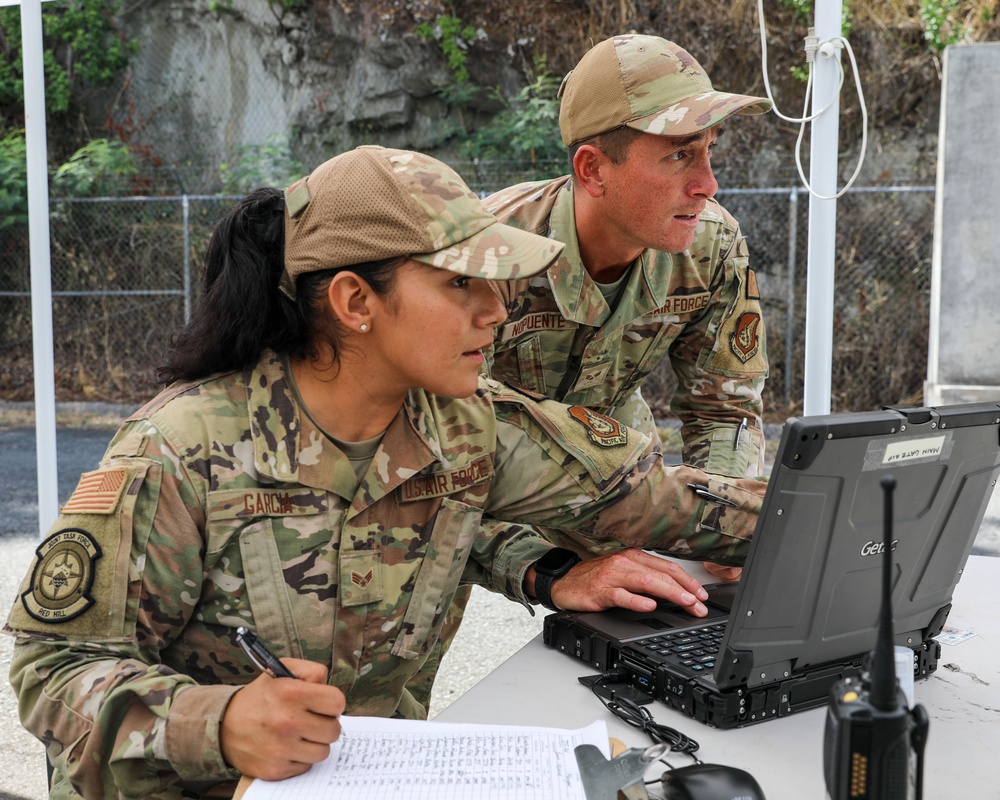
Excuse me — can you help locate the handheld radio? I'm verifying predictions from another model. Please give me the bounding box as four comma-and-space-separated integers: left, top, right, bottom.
823, 475, 930, 800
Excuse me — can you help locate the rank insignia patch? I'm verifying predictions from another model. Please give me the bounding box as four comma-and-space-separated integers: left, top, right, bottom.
351, 569, 374, 589
22, 528, 102, 623
731, 312, 761, 363
568, 406, 628, 447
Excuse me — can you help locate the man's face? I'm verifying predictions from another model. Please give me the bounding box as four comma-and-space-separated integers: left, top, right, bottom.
599, 128, 721, 256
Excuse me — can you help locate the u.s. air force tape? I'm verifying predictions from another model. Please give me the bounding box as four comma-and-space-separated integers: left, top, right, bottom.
22, 528, 102, 623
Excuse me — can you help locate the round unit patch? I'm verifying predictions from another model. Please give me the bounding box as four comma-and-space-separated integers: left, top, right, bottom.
22, 528, 102, 623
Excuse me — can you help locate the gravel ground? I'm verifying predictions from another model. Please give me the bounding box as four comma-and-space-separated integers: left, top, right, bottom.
1, 536, 52, 800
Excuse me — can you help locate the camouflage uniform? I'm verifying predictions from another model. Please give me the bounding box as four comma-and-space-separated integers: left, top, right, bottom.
485, 176, 768, 480
415, 35, 774, 710
5, 352, 762, 800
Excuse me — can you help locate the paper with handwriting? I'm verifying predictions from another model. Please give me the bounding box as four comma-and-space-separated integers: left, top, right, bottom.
242, 715, 609, 800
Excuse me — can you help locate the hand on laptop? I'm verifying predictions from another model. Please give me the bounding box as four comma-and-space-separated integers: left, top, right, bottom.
539, 548, 711, 617
702, 561, 743, 582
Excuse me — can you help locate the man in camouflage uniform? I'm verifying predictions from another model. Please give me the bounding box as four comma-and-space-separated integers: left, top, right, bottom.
486, 34, 773, 479
410, 34, 776, 712
5, 145, 764, 800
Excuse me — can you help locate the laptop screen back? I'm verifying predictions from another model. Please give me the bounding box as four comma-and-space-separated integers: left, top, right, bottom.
718, 403, 1000, 690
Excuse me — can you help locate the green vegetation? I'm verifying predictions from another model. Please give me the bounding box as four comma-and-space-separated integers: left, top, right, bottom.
0, 129, 27, 228
466, 64, 563, 174
779, 0, 815, 24
416, 11, 477, 84
920, 0, 968, 51
416, 6, 562, 170
219, 134, 304, 193
209, 0, 307, 14
414, 4, 481, 143
0, 0, 135, 117
778, 0, 854, 36
52, 139, 137, 197
0, 132, 136, 227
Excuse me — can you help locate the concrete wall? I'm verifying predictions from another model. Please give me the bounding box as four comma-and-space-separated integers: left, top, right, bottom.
926, 43, 1000, 405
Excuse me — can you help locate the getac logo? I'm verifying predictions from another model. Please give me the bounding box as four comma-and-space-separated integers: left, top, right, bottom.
860, 540, 898, 556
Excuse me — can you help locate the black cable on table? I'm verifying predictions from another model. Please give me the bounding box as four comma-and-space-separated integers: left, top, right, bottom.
588, 671, 701, 758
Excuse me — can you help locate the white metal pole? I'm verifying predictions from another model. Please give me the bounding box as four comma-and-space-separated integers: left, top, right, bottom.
925, 49, 950, 406
802, 0, 843, 415
21, 0, 60, 533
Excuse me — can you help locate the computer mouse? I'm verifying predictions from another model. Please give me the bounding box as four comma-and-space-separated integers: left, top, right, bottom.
660, 762, 766, 800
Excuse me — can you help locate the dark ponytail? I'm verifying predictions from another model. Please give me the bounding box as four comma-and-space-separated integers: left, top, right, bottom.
156, 188, 311, 384
157, 187, 402, 386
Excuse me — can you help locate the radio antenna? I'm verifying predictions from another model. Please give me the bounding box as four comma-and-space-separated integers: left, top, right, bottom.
870, 474, 898, 711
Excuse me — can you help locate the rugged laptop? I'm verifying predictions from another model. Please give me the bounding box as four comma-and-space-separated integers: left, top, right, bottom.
544, 403, 1000, 728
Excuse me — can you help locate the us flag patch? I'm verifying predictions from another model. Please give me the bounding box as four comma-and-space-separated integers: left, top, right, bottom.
61, 468, 129, 515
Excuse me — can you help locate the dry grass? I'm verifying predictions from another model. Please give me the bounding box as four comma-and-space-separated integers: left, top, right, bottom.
0, 402, 129, 430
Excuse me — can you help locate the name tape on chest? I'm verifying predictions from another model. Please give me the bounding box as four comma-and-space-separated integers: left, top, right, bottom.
497, 312, 575, 343
399, 455, 494, 502
208, 488, 328, 520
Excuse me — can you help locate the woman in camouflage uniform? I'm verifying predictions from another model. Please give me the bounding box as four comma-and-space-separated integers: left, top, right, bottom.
5, 146, 763, 800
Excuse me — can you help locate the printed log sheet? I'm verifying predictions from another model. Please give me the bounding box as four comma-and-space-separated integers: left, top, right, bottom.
242, 715, 609, 800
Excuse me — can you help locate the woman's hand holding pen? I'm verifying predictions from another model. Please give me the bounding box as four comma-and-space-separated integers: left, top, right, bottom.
220, 658, 346, 781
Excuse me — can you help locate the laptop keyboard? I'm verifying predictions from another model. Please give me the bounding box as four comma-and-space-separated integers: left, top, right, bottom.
627, 623, 727, 674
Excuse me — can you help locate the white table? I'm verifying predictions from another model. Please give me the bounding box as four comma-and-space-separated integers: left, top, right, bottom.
438, 555, 1000, 799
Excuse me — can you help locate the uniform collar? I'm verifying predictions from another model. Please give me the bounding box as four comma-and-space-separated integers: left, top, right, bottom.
544, 181, 672, 325
244, 352, 440, 507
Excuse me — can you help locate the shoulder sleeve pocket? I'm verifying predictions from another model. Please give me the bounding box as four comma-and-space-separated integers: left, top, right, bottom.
6, 460, 159, 640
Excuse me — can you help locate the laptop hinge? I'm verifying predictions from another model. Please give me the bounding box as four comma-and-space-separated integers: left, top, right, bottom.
717, 646, 753, 688
881, 404, 933, 426
923, 602, 951, 640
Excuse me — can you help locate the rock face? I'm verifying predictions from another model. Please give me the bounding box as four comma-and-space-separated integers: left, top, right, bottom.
110, 0, 951, 192
116, 0, 525, 186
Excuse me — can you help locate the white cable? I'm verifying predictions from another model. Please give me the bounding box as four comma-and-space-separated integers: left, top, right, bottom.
755, 0, 869, 200
758, 14, 842, 123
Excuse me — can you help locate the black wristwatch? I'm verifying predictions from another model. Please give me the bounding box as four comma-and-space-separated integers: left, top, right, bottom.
532, 548, 581, 611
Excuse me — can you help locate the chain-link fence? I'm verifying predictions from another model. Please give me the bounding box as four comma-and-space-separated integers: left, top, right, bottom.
0, 178, 935, 418
720, 184, 935, 418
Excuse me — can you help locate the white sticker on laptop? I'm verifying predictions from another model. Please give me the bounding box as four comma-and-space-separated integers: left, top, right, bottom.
936, 625, 976, 645
883, 435, 947, 465
862, 431, 954, 471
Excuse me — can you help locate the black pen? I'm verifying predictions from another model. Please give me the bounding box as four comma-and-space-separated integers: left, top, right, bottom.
236, 626, 298, 679
686, 483, 738, 508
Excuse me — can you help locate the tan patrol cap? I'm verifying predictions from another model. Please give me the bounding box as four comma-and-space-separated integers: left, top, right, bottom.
558, 34, 772, 146
281, 146, 565, 298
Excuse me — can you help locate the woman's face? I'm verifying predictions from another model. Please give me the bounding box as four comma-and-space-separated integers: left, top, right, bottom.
370, 261, 508, 399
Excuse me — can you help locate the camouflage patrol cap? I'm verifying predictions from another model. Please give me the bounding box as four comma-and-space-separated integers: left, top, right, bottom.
558, 34, 772, 146
281, 146, 564, 298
